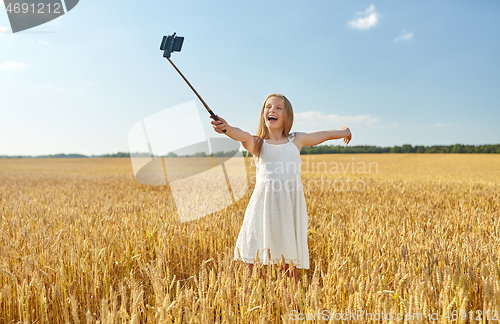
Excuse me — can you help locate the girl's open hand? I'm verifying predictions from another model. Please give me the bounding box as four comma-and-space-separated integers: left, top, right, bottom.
341, 126, 351, 145
211, 115, 228, 134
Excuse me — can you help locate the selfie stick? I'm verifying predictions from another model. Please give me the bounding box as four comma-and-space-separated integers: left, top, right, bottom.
160, 33, 226, 133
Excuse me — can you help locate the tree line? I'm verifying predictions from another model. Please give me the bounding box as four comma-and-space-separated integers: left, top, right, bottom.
1, 144, 499, 159
244, 144, 500, 156
300, 144, 500, 154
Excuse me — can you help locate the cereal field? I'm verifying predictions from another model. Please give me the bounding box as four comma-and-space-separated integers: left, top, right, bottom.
0, 154, 499, 323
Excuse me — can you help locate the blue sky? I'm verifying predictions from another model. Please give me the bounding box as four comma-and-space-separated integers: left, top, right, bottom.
1, 0, 499, 155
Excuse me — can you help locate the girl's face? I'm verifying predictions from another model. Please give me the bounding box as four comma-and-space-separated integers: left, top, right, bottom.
263, 97, 285, 131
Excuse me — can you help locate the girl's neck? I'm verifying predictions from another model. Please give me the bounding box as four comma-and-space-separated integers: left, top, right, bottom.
266, 129, 287, 143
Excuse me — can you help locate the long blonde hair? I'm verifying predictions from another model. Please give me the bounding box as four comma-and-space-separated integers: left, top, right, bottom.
252, 93, 294, 160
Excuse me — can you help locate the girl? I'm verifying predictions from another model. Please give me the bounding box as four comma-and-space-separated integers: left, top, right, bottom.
211, 93, 351, 284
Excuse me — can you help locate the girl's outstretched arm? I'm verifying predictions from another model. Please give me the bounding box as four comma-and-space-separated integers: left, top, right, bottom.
211, 115, 257, 154
294, 127, 351, 150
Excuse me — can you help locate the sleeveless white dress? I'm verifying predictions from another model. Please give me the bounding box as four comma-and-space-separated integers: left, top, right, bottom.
234, 132, 310, 269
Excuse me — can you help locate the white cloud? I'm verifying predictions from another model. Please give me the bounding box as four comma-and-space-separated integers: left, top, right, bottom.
348, 5, 379, 30
356, 4, 376, 15
394, 30, 413, 43
38, 39, 49, 46
295, 111, 380, 126
0, 61, 26, 70
83, 82, 92, 87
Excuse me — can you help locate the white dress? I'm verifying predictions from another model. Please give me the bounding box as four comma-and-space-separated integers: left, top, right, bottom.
234, 132, 310, 269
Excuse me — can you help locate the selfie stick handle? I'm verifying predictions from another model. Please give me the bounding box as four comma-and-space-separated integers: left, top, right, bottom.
166, 57, 226, 133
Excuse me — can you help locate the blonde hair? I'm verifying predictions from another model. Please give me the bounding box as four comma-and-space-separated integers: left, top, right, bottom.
251, 93, 294, 161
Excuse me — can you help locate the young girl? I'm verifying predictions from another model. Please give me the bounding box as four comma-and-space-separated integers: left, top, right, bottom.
211, 93, 351, 283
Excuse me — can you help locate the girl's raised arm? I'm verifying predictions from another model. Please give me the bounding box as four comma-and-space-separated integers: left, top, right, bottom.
294, 127, 351, 150
211, 115, 257, 154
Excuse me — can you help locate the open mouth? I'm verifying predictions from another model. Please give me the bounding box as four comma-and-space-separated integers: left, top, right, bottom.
267, 115, 278, 123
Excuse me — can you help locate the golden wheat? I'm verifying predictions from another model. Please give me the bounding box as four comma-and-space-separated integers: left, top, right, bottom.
0, 154, 499, 323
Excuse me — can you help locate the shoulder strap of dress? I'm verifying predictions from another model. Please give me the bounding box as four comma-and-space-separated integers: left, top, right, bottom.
288, 132, 295, 142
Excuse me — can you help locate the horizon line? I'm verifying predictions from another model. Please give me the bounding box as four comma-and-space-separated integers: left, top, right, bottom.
1, 143, 500, 158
